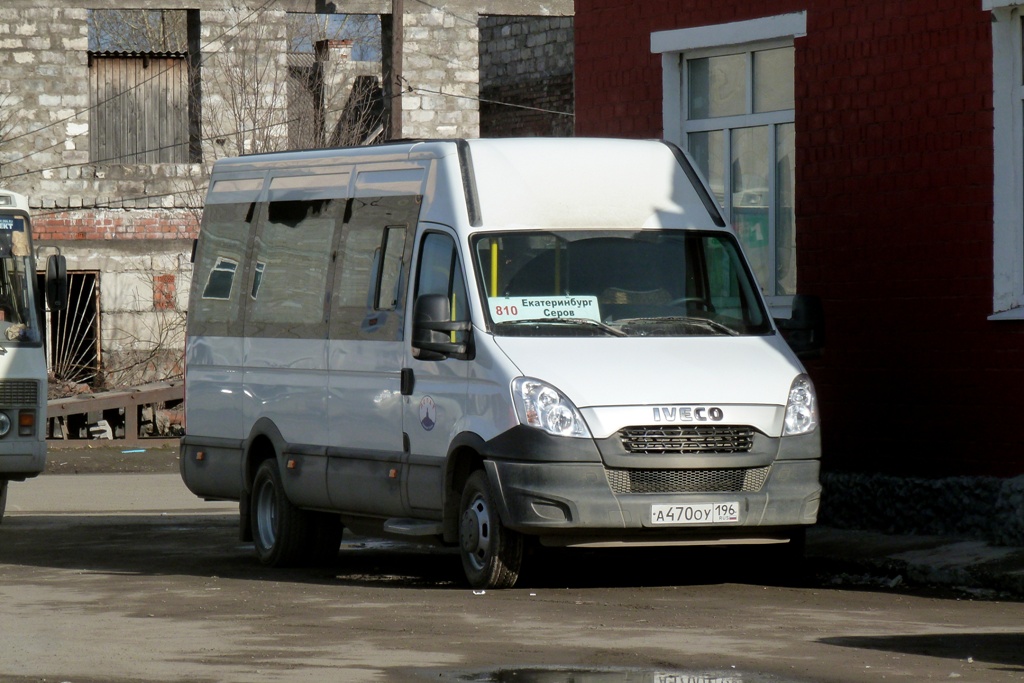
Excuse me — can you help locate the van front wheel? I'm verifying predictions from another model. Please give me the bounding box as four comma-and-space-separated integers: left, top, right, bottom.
251, 459, 308, 567
459, 470, 523, 589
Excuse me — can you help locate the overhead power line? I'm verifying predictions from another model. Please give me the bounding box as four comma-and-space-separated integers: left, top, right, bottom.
5, 3, 574, 184
402, 80, 574, 118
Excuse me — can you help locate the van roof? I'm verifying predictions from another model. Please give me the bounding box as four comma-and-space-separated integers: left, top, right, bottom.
462, 138, 724, 230
209, 138, 726, 231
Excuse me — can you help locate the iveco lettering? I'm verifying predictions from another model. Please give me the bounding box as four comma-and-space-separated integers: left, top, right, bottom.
179, 138, 825, 589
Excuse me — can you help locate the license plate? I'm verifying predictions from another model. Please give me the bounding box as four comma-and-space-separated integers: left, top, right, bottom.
651, 502, 739, 525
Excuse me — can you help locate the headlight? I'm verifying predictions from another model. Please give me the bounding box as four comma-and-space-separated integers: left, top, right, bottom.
783, 374, 818, 436
0, 412, 10, 437
511, 377, 591, 438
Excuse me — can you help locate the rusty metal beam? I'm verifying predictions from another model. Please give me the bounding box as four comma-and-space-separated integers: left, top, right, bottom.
47, 380, 183, 446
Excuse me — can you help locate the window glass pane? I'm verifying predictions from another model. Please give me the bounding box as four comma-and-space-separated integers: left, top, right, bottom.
191, 202, 252, 332
417, 232, 469, 345
376, 226, 407, 310
336, 225, 381, 308
332, 195, 418, 340
775, 123, 796, 296
418, 233, 457, 299
753, 47, 795, 113
703, 234, 765, 327
731, 126, 770, 291
250, 199, 338, 326
688, 130, 725, 207
0, 231, 42, 344
470, 230, 770, 337
688, 54, 746, 119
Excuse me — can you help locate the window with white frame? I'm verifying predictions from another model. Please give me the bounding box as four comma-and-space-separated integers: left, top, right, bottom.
987, 2, 1024, 318
653, 13, 805, 306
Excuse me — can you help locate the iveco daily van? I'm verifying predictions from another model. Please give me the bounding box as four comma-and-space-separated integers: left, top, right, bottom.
180, 138, 823, 588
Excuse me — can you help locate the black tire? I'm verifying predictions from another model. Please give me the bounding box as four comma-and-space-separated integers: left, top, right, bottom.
459, 470, 523, 589
251, 459, 310, 567
0, 480, 8, 525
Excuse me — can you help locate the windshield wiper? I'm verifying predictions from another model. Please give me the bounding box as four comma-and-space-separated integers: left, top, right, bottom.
616, 316, 740, 336
497, 318, 628, 337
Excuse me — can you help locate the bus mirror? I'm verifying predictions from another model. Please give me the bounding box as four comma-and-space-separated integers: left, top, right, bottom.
412, 293, 471, 361
45, 254, 68, 311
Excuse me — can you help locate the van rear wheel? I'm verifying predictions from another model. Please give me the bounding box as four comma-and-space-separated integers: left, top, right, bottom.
459, 470, 523, 589
251, 459, 309, 567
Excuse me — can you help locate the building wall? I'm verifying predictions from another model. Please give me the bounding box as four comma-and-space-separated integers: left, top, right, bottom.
479, 16, 574, 137
575, 1, 1014, 479
0, 0, 572, 389
401, 8, 481, 138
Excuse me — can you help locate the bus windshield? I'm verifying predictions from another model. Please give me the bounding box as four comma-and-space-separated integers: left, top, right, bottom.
471, 229, 772, 338
0, 213, 41, 344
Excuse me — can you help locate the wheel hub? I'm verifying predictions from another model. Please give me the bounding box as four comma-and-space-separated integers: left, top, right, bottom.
254, 480, 277, 549
460, 495, 490, 568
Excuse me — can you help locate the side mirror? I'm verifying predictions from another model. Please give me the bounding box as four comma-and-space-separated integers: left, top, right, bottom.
45, 254, 68, 312
412, 293, 472, 361
775, 293, 824, 359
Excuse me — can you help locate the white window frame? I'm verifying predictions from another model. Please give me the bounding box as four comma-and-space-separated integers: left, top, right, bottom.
652, 13, 806, 312
986, 1, 1024, 319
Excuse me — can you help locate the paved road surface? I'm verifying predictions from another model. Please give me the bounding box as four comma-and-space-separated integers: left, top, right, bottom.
6, 472, 236, 515
1, 473, 1021, 683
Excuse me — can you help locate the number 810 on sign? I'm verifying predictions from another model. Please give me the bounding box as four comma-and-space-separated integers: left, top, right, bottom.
651, 502, 740, 525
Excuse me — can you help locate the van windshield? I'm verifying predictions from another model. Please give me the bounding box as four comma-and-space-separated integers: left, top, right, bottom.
471, 230, 771, 338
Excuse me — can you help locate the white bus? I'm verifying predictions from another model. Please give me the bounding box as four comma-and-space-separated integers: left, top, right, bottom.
180, 138, 823, 588
0, 189, 66, 522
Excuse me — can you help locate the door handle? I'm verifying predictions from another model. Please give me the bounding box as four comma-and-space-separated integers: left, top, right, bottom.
401, 367, 415, 396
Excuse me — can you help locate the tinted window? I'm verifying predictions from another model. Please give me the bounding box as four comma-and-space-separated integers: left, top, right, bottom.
330, 195, 419, 341
190, 202, 253, 336
248, 199, 339, 337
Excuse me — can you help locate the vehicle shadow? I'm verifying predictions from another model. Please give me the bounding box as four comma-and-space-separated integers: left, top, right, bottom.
819, 633, 1024, 670
1, 513, 830, 591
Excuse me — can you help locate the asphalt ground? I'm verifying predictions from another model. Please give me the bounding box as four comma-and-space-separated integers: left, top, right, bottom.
31, 440, 1024, 600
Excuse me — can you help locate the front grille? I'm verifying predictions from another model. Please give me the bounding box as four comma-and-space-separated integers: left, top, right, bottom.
605, 466, 770, 494
619, 425, 755, 454
0, 380, 38, 406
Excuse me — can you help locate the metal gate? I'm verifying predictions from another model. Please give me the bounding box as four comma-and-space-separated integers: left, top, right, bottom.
42, 271, 101, 385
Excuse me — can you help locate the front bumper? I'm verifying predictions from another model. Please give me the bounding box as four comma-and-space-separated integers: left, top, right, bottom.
481, 428, 821, 546
0, 439, 47, 481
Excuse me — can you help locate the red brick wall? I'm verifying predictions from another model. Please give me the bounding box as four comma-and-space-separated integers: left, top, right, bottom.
575, 1, 807, 138
33, 209, 200, 241
576, 1, 1023, 477
153, 274, 178, 311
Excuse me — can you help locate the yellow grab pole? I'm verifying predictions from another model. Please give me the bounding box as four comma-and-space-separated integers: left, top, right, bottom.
490, 241, 499, 297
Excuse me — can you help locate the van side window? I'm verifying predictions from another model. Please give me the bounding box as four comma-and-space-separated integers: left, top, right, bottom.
190, 201, 253, 336
416, 232, 469, 322
247, 199, 340, 338
376, 226, 406, 310
331, 195, 418, 341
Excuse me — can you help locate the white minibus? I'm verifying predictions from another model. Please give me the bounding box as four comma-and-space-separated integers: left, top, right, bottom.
0, 189, 67, 522
180, 138, 823, 588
